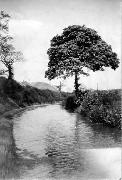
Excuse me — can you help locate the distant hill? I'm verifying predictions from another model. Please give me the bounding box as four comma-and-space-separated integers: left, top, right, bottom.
20, 81, 58, 92
31, 82, 58, 92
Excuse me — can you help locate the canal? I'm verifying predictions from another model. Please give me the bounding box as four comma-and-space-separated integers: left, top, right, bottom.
0, 104, 121, 179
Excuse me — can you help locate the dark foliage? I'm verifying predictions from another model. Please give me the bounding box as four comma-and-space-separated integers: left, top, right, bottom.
1, 78, 63, 108
64, 89, 121, 128
64, 95, 78, 110
80, 90, 121, 128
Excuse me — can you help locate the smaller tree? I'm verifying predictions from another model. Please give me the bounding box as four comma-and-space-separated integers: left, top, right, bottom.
56, 81, 64, 93
0, 11, 24, 79
0, 42, 23, 79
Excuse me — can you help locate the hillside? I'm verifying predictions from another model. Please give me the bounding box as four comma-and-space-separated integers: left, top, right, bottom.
21, 81, 58, 92
31, 82, 58, 92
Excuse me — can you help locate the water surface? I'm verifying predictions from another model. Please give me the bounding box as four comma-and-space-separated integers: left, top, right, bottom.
1, 104, 121, 179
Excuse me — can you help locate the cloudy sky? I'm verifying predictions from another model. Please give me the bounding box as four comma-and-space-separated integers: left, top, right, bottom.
0, 0, 121, 91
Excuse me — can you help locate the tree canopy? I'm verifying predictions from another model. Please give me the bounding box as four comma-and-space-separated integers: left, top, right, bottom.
45, 25, 119, 95
0, 11, 23, 79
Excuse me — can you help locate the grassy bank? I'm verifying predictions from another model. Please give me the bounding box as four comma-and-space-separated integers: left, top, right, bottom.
0, 77, 65, 116
0, 116, 20, 179
64, 89, 121, 129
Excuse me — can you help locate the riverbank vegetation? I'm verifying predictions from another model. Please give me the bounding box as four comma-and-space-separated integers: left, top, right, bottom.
0, 77, 65, 116
64, 89, 121, 129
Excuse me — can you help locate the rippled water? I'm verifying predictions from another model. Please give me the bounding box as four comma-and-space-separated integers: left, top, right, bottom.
0, 104, 121, 179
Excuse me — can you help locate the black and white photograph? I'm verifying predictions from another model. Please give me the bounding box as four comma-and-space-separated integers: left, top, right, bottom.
0, 0, 121, 179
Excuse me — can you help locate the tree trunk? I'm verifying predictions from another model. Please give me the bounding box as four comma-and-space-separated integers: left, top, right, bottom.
74, 71, 80, 97
8, 65, 14, 79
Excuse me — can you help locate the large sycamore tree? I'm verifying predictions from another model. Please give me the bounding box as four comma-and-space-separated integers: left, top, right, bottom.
0, 11, 23, 79
45, 25, 119, 96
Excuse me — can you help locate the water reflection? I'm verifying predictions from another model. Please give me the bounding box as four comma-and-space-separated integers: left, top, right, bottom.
12, 104, 121, 179
76, 113, 121, 148
45, 121, 121, 179
45, 126, 83, 178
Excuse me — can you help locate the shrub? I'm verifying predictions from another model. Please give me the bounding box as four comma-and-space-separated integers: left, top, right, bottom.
80, 90, 121, 128
64, 95, 78, 110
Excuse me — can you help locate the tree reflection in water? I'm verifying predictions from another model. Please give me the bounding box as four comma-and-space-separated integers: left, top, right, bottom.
45, 125, 84, 179
45, 111, 121, 179
75, 113, 121, 148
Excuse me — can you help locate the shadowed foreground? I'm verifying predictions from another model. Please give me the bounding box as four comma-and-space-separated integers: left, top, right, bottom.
0, 117, 20, 179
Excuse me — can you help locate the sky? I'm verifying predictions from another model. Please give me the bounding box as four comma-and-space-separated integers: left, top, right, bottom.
0, 0, 121, 91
